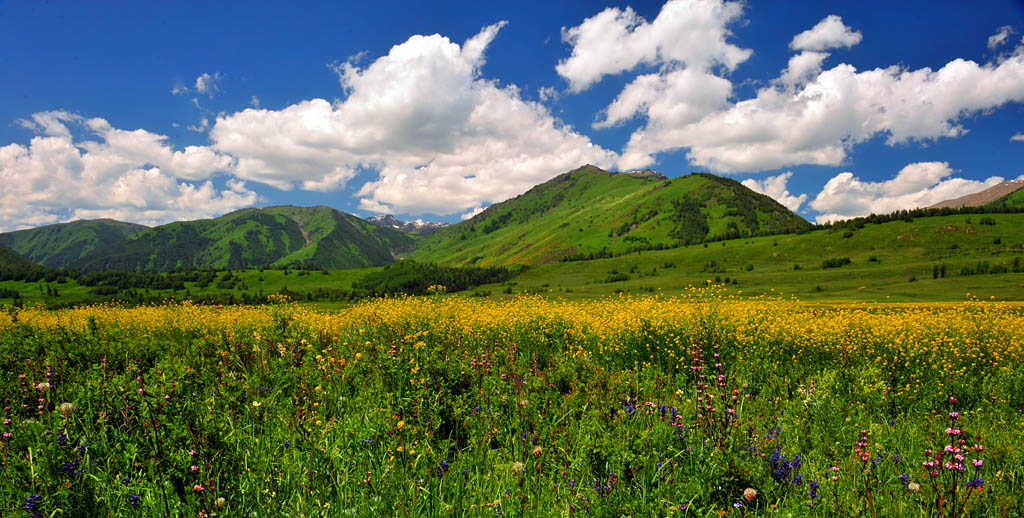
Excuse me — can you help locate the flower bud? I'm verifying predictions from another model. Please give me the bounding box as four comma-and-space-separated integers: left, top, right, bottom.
743, 488, 757, 502
59, 402, 75, 417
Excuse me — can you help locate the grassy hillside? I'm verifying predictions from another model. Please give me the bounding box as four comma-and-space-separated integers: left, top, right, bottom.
989, 186, 1024, 208
5, 212, 1020, 307
410, 165, 811, 266
70, 206, 418, 272
475, 212, 1024, 302
0, 219, 147, 268
0, 243, 33, 269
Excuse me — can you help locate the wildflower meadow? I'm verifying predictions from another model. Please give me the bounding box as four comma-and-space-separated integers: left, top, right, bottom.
1, 289, 1022, 516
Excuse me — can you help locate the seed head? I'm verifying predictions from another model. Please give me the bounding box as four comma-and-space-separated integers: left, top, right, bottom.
743, 488, 757, 502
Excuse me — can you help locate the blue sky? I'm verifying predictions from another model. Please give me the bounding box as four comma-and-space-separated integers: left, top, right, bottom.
1, 0, 1023, 231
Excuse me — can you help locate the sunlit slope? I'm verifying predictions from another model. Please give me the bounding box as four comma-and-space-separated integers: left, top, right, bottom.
0, 219, 147, 268
410, 165, 811, 266
487, 212, 1024, 301
988, 186, 1024, 209
71, 206, 417, 272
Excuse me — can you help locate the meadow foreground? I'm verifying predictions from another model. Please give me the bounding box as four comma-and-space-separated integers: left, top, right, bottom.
1, 290, 1022, 516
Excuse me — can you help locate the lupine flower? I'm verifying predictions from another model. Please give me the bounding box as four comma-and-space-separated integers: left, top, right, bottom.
26, 494, 42, 515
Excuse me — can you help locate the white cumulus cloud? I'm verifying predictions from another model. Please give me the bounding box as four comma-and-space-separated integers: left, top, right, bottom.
741, 172, 808, 212
563, 4, 1024, 174
778, 51, 829, 87
461, 206, 486, 220
809, 162, 1005, 223
537, 86, 559, 102
0, 112, 253, 231
789, 15, 863, 51
187, 117, 210, 133
1011, 133, 1024, 141
211, 22, 617, 216
988, 25, 1015, 50
600, 24, 1024, 172
556, 0, 750, 93
195, 72, 221, 97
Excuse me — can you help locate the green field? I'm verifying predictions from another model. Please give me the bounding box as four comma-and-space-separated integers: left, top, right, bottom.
3, 213, 1020, 307
490, 213, 1024, 302
1, 294, 1021, 516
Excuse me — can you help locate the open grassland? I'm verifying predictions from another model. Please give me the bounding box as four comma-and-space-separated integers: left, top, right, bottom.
484, 213, 1024, 302
4, 214, 1022, 308
1, 291, 1022, 516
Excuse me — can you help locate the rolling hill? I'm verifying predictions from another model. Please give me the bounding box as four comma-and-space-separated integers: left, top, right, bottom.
70, 206, 418, 272
410, 165, 812, 266
477, 211, 1024, 302
0, 219, 147, 268
0, 243, 34, 270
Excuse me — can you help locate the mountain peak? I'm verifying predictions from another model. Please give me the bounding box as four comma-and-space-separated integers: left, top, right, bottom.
367, 215, 448, 235
626, 169, 668, 180
410, 167, 810, 266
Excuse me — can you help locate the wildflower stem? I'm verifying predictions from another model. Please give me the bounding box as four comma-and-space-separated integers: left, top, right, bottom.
143, 396, 172, 517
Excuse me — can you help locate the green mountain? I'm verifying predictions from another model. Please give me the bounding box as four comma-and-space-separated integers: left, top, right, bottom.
410, 165, 811, 266
0, 219, 148, 268
0, 243, 34, 270
988, 182, 1024, 208
70, 206, 417, 272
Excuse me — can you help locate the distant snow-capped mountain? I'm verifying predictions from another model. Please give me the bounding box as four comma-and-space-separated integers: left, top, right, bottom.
366, 215, 448, 235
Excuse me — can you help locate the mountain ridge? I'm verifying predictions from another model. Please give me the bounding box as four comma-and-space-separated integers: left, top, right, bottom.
929, 180, 1024, 209
0, 219, 148, 268
367, 215, 448, 235
409, 165, 812, 266
69, 206, 417, 272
